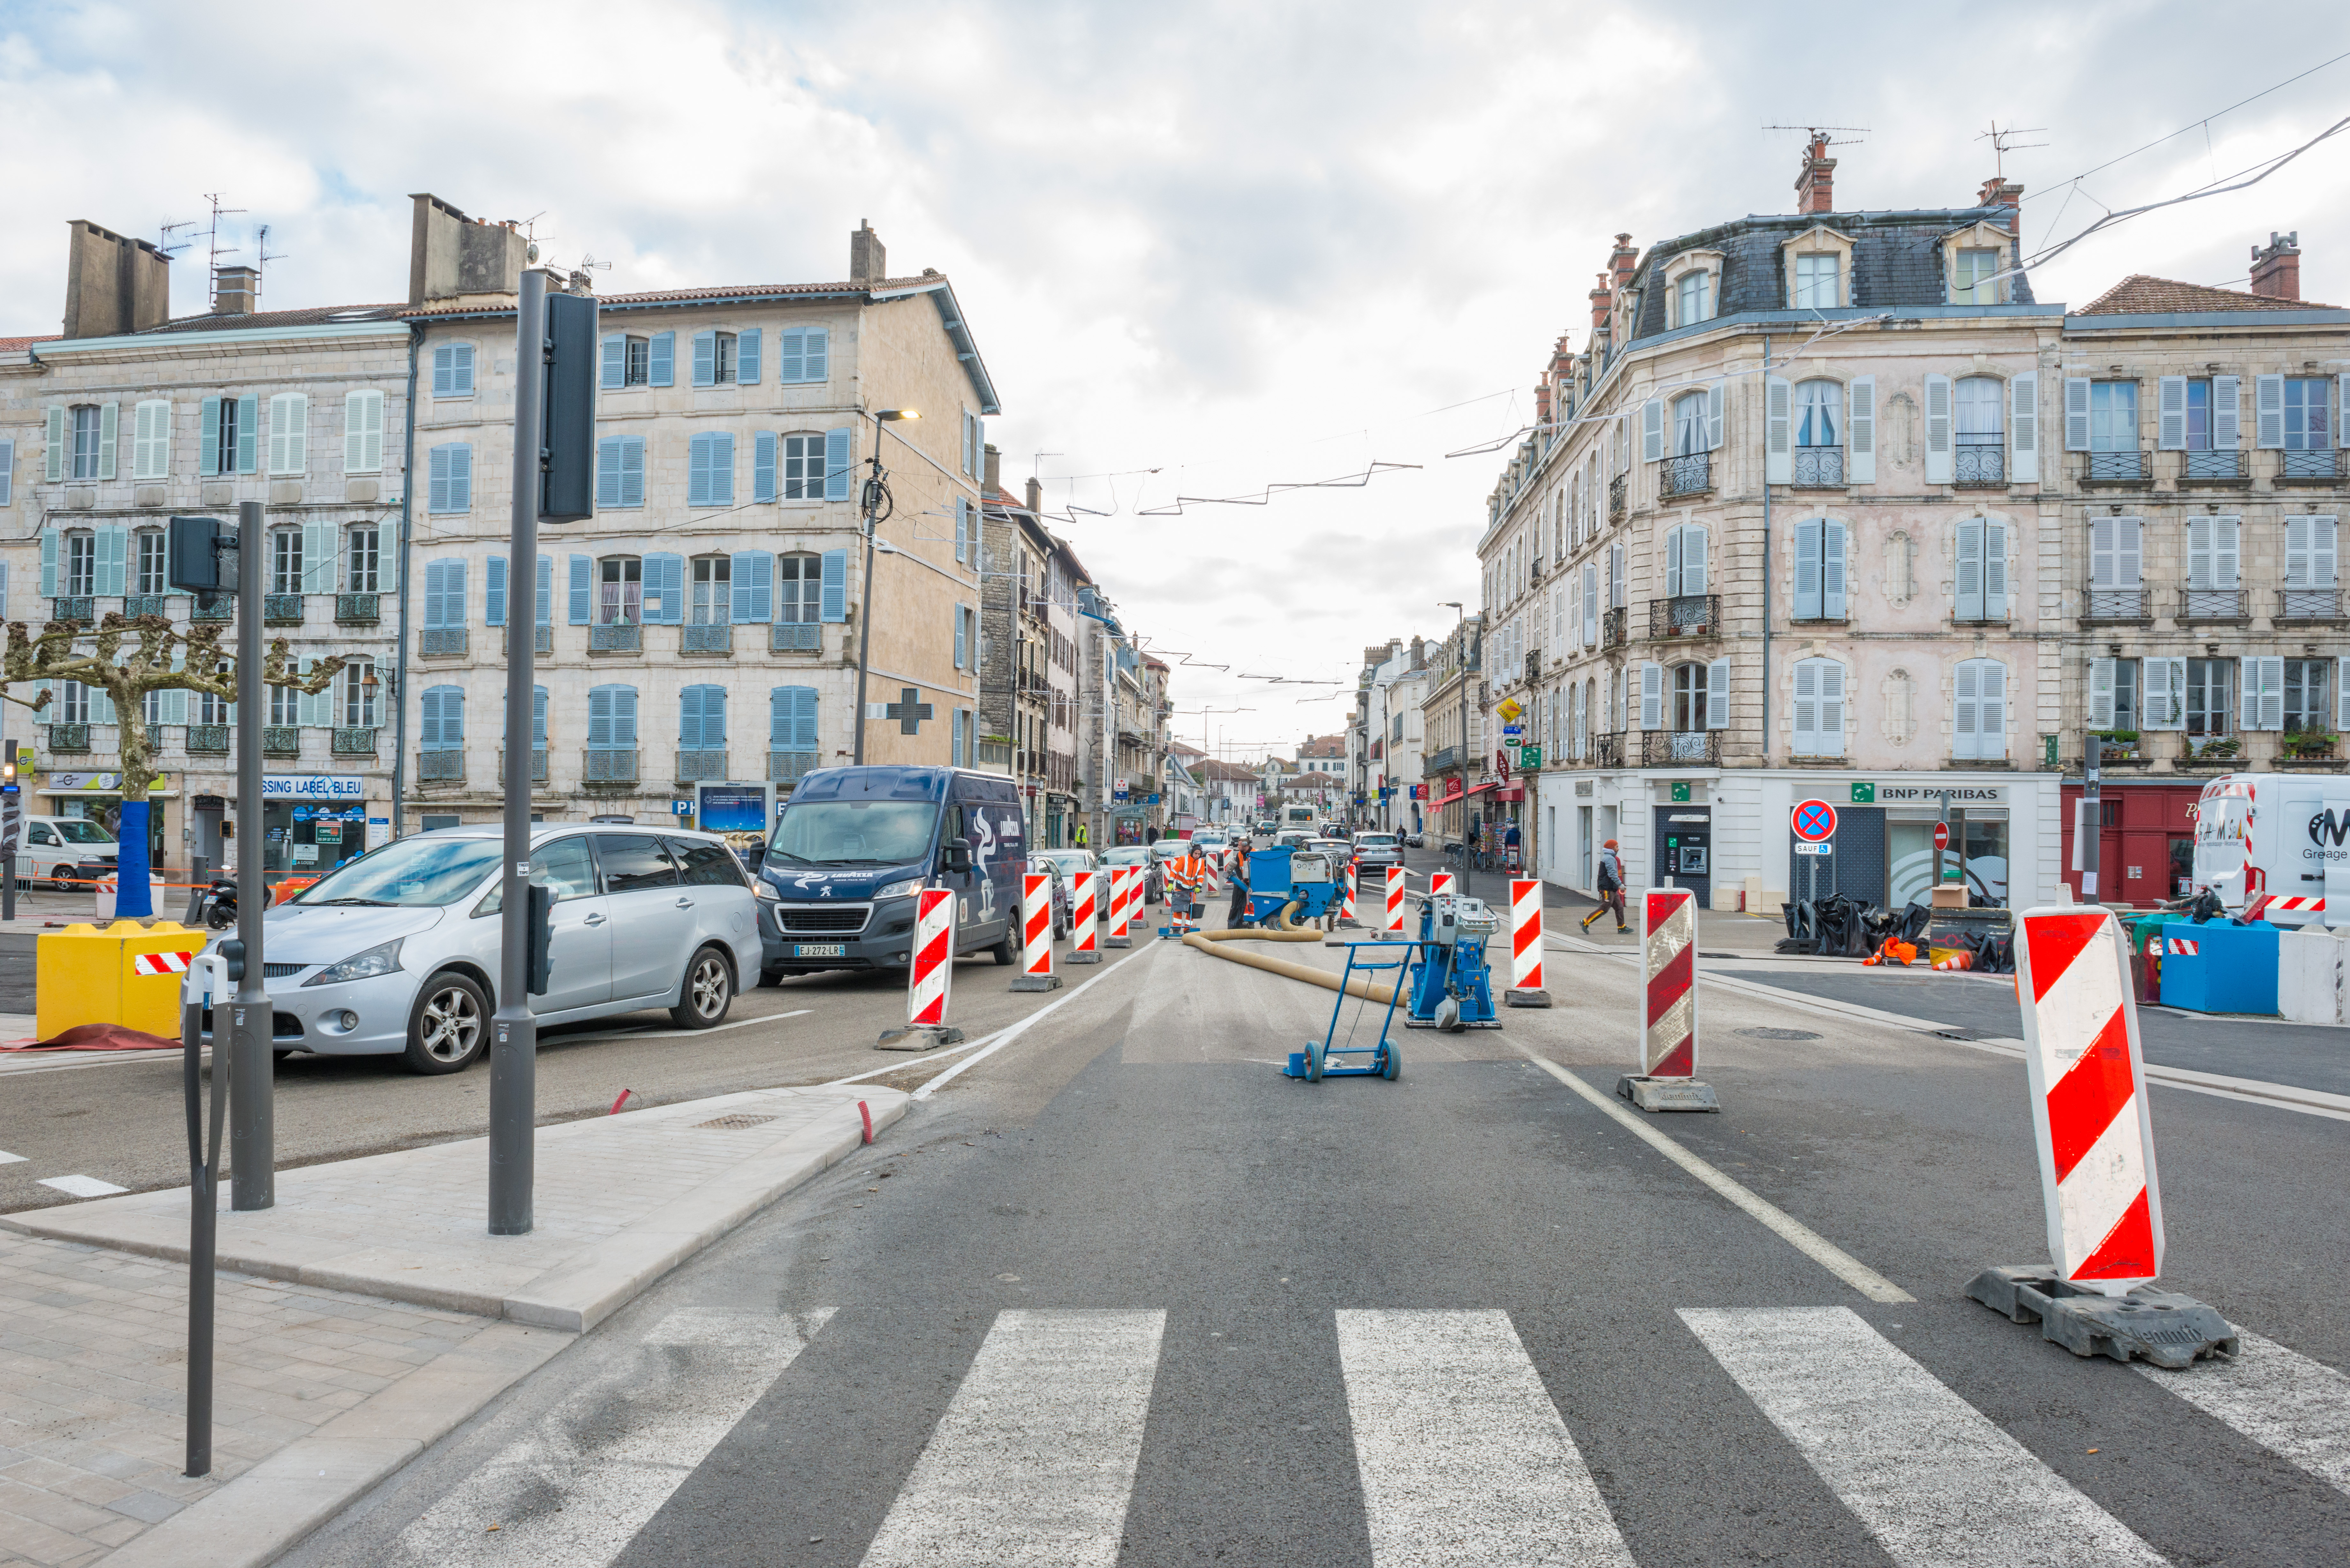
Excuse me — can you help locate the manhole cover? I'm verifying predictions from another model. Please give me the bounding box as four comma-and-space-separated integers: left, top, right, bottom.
697, 1113, 778, 1130
1735, 1027, 1821, 1041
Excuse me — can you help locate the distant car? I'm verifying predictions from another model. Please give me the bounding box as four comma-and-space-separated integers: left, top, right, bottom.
1100, 845, 1162, 904
1351, 832, 1406, 881
19, 815, 118, 891
1253, 819, 1277, 836
1275, 829, 1314, 850
1404, 832, 1425, 849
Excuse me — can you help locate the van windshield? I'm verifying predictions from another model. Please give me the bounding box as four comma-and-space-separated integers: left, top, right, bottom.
769, 800, 940, 866
53, 820, 117, 845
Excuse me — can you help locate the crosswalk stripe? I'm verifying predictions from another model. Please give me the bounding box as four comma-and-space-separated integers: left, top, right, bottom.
1681, 1306, 2167, 1568
384, 1308, 831, 1568
1336, 1309, 1634, 1567
857, 1309, 1164, 1568
2141, 1330, 2350, 1497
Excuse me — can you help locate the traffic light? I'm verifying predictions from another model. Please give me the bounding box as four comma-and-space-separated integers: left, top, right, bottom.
167, 516, 233, 593
539, 291, 597, 522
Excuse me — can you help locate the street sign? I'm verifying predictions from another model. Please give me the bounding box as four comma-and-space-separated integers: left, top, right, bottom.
1792, 798, 1837, 842
1794, 842, 1833, 856
1502, 724, 1524, 740
1519, 745, 1543, 768
1933, 821, 1950, 852
1850, 781, 1876, 804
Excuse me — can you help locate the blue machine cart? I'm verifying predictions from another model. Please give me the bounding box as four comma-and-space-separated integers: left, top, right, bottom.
1246, 845, 1342, 928
1285, 939, 1408, 1082
1405, 893, 1501, 1031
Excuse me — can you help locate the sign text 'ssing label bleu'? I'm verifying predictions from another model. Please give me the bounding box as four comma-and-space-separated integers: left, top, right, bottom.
260, 775, 367, 801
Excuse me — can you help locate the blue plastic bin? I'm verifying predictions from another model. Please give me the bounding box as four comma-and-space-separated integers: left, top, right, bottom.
2158, 920, 2278, 1015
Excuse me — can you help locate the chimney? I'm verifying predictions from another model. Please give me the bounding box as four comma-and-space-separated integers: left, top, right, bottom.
1610, 233, 1638, 291
1410, 635, 1426, 670
1589, 270, 1613, 332
850, 220, 887, 286
1976, 175, 2025, 235
1024, 476, 1043, 517
406, 194, 527, 306
2251, 231, 2301, 302
1796, 134, 1836, 216
983, 442, 1002, 492
212, 265, 259, 316
61, 220, 171, 339
1533, 382, 1552, 426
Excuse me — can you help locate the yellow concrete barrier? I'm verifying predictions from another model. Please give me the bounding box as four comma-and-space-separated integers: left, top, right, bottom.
36, 920, 200, 1041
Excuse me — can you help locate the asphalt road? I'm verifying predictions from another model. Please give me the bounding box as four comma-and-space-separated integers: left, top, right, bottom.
283, 923, 2350, 1567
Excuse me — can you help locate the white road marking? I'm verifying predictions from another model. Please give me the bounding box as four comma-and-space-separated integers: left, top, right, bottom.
1335, 1309, 1634, 1567
1515, 1048, 1912, 1303
1682, 1306, 2166, 1567
2142, 1330, 2350, 1497
857, 1309, 1164, 1568
0, 1149, 24, 1165
384, 1308, 830, 1567
38, 1174, 126, 1197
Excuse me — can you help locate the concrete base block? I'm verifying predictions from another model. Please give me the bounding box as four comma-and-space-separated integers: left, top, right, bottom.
1105, 934, 1133, 948
1068, 950, 1102, 965
1617, 1074, 1720, 1112
875, 1024, 966, 1050
1965, 1265, 2240, 1369
1505, 988, 1553, 1008
1008, 972, 1064, 992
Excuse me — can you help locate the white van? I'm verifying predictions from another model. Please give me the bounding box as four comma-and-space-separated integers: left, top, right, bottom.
2190, 772, 2350, 925
16, 816, 119, 890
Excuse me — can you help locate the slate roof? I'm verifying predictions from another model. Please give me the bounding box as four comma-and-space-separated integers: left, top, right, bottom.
399, 276, 950, 318
2074, 274, 2339, 315
134, 304, 405, 335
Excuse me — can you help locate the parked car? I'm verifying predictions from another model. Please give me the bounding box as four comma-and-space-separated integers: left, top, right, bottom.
1100, 845, 1162, 904
18, 815, 118, 890
194, 825, 761, 1075
1275, 829, 1315, 850
1351, 832, 1406, 881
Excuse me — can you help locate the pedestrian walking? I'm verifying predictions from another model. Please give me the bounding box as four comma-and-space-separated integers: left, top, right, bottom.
1580, 838, 1629, 932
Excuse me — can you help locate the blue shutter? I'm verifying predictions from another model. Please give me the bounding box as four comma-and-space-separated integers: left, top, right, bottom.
621, 436, 644, 507
430, 446, 448, 511
643, 553, 684, 624
954, 603, 968, 668
804, 328, 828, 381
486, 554, 507, 626
451, 443, 471, 509
681, 685, 725, 747
648, 332, 675, 387
450, 560, 469, 626
708, 432, 733, 505
614, 687, 638, 746
432, 345, 453, 398
679, 685, 703, 746
688, 433, 713, 506
199, 396, 220, 475
234, 394, 258, 473
825, 427, 852, 502
536, 554, 553, 626
691, 331, 716, 387
736, 328, 760, 384
731, 551, 771, 622
418, 687, 438, 748
39, 527, 57, 597
754, 432, 777, 502
820, 548, 847, 622
95, 526, 128, 598
569, 554, 592, 623
772, 686, 817, 749
600, 334, 624, 389
597, 436, 623, 507
533, 686, 548, 746
588, 686, 614, 748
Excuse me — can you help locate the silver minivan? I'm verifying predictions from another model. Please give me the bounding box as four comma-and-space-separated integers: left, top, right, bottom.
194, 825, 761, 1074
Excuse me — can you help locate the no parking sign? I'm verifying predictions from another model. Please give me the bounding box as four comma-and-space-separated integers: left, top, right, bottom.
1792, 799, 1837, 842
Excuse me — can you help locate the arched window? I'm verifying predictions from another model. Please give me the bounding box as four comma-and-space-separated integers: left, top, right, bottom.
1792, 657, 1846, 757
1674, 268, 1712, 327
1672, 391, 1710, 456
1955, 376, 2004, 484
1953, 658, 2007, 760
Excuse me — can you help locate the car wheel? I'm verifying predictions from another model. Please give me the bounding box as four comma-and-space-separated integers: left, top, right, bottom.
401, 971, 488, 1075
991, 926, 1017, 965
670, 946, 735, 1029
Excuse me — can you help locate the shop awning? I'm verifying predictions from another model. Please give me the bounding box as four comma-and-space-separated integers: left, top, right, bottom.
1465, 780, 1502, 798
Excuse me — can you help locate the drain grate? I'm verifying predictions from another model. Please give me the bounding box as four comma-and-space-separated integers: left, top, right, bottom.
1735, 1027, 1821, 1041
696, 1113, 778, 1130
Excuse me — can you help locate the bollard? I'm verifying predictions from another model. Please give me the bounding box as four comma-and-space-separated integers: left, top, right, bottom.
878, 889, 963, 1048
1504, 878, 1552, 1007
1105, 866, 1134, 949
1010, 872, 1062, 992
37, 920, 201, 1042
1341, 865, 1360, 927
1068, 870, 1103, 964
1383, 865, 1406, 933
1618, 888, 1717, 1111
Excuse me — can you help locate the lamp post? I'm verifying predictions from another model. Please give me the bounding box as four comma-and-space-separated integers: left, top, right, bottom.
851, 408, 920, 767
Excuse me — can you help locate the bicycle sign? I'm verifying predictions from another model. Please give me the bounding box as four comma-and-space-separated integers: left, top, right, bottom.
1792, 798, 1837, 843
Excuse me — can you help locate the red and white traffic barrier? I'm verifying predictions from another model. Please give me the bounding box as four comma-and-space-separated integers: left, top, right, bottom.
1105, 865, 1135, 947
1383, 866, 1405, 932
907, 888, 955, 1028
132, 949, 195, 977
2015, 906, 2163, 1291
1620, 887, 1716, 1111
1342, 864, 1359, 926
2263, 896, 2323, 923
2166, 936, 2200, 957
1069, 870, 1102, 965
1504, 878, 1550, 1006
1429, 871, 1456, 898
1011, 872, 1061, 991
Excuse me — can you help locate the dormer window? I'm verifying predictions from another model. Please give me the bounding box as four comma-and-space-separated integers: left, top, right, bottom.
1942, 222, 2016, 305
1794, 254, 1838, 308
1675, 270, 1711, 326
1781, 226, 1856, 312
1952, 249, 1999, 304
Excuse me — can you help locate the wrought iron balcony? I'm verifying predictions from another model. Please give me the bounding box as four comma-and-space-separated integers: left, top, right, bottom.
262, 726, 301, 757
186, 724, 230, 754
331, 727, 377, 756
2277, 588, 2346, 622
51, 596, 93, 623
1660, 452, 1710, 498
1641, 729, 1722, 766
584, 747, 638, 784
676, 749, 727, 783
1608, 473, 1626, 522
499, 748, 550, 785
534, 625, 553, 654
589, 623, 641, 653
421, 627, 467, 656
2082, 450, 2151, 484
2180, 450, 2248, 483
2178, 588, 2249, 623
771, 621, 821, 652
46, 722, 89, 753
1600, 605, 1627, 651
336, 592, 380, 624
418, 749, 464, 782
1953, 441, 2006, 487
263, 593, 305, 625
1425, 745, 1460, 773
1592, 732, 1623, 768
770, 749, 819, 783
1792, 445, 1844, 487
124, 593, 170, 618
2279, 449, 2347, 484
193, 591, 233, 622
1648, 593, 1720, 639
2082, 587, 2150, 622
682, 623, 732, 655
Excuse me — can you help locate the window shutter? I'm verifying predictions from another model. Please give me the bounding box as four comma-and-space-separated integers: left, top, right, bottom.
1953, 661, 1978, 758
449, 560, 469, 626
1706, 383, 1724, 452
644, 553, 684, 624
1984, 520, 2007, 619
1682, 524, 1708, 595
737, 328, 761, 384
93, 525, 125, 598
1793, 517, 1822, 619
2065, 377, 2092, 452
587, 687, 612, 749
1955, 518, 1984, 620
1639, 662, 1662, 729
954, 603, 969, 668
2089, 658, 2116, 728
134, 399, 168, 479
2340, 374, 2350, 447
40, 526, 57, 597
680, 685, 704, 746
754, 432, 777, 502
568, 554, 592, 624
345, 389, 382, 474
2216, 516, 2241, 588
2144, 657, 2185, 730
688, 433, 713, 507
2187, 516, 2212, 588
235, 394, 257, 472
2318, 516, 2340, 588
1980, 662, 2005, 755
2256, 374, 2286, 448
2119, 518, 2143, 586
620, 436, 644, 507
1706, 658, 1730, 729
615, 688, 638, 747
1641, 398, 1663, 462
691, 331, 716, 387
1664, 526, 1683, 597
536, 554, 553, 626
649, 332, 675, 387
2009, 371, 2036, 482
1793, 660, 1817, 753
2158, 376, 2188, 450
302, 520, 336, 593
820, 549, 848, 622
198, 397, 219, 476
2213, 375, 2241, 450
1822, 520, 1847, 619
1923, 374, 1952, 483
90, 683, 116, 727
2253, 656, 2285, 731
825, 427, 853, 502
1610, 543, 1624, 607
2286, 515, 2311, 586
269, 392, 307, 474
45, 405, 65, 482
600, 334, 624, 390
162, 683, 186, 727
1765, 376, 1791, 483
731, 550, 771, 623
2340, 657, 2350, 730
1581, 562, 1597, 646
1819, 660, 1844, 750
596, 436, 621, 507
486, 554, 507, 626
97, 400, 118, 480
1844, 375, 1876, 484
709, 433, 734, 505
2089, 517, 2115, 588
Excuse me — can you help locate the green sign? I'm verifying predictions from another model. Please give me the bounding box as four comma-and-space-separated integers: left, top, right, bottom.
1670, 781, 1692, 803
1849, 781, 1876, 803
1519, 745, 1543, 769
2043, 734, 2060, 768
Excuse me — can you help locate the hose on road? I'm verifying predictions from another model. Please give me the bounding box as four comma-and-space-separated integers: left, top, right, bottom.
1179, 901, 1400, 1005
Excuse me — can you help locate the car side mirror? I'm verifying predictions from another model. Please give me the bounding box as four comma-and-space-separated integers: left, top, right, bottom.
942, 838, 972, 874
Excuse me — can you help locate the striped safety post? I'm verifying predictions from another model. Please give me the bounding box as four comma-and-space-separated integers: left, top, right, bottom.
906, 889, 955, 1028
1341, 864, 1359, 927
1010, 872, 1061, 991
1619, 886, 1717, 1111
132, 949, 196, 977
2263, 896, 2323, 923
1429, 871, 1456, 898
1105, 866, 1134, 949
1069, 871, 1102, 965
1383, 866, 1406, 932
1504, 878, 1550, 1007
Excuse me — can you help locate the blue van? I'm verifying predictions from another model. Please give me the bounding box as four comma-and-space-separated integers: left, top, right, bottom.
756, 765, 1027, 979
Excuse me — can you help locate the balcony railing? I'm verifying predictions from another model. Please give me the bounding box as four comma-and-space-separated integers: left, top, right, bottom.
499, 747, 550, 784
1641, 729, 1722, 766
2279, 449, 2347, 484
1660, 452, 1710, 498
1600, 604, 1627, 650
676, 749, 727, 782
51, 596, 93, 623
2179, 588, 2249, 623
2083, 450, 2151, 483
193, 591, 233, 622
590, 623, 641, 653
418, 749, 464, 782
682, 623, 732, 655
1608, 473, 1626, 522
2083, 587, 2150, 622
2278, 588, 2346, 622
1792, 445, 1844, 487
771, 621, 821, 652
1524, 651, 1541, 684
1425, 745, 1460, 773
336, 592, 380, 624
124, 593, 170, 618
1954, 441, 2005, 487
1592, 732, 1623, 768
585, 747, 638, 784
2180, 450, 2249, 482
186, 724, 230, 754
262, 726, 300, 757
770, 749, 819, 783
1648, 593, 1720, 639
46, 722, 89, 753
976, 740, 1012, 770
421, 627, 467, 656
331, 727, 377, 756
263, 593, 304, 625
534, 625, 553, 654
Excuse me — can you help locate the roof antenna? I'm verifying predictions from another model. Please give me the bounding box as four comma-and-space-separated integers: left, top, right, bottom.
1977, 119, 2048, 176
197, 193, 247, 312
255, 223, 289, 298
1761, 123, 1870, 146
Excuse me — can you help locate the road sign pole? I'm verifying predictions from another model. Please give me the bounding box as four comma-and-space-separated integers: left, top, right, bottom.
230, 499, 273, 1213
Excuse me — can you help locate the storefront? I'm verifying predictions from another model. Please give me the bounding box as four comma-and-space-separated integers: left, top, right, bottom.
2058, 779, 2202, 906
38, 772, 175, 864
252, 775, 375, 878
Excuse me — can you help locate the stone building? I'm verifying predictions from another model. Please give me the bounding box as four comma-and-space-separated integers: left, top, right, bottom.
975, 455, 1088, 845
1418, 618, 1484, 842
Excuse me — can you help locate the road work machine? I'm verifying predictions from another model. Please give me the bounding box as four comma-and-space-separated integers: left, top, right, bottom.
1406, 891, 1501, 1031
1247, 846, 1341, 929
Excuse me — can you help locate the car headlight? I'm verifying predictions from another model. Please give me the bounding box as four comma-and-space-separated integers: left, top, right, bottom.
874, 877, 925, 899
754, 880, 781, 901
301, 939, 403, 987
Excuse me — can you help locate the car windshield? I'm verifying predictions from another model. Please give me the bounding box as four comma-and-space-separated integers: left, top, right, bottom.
54, 820, 116, 844
289, 834, 503, 907
769, 800, 939, 867
1357, 835, 1398, 847
1102, 849, 1147, 865
1035, 851, 1089, 871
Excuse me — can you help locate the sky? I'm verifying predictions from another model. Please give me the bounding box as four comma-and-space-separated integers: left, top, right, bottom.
5, 0, 2349, 762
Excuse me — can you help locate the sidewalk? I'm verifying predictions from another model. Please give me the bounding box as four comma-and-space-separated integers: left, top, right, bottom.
0, 1080, 904, 1567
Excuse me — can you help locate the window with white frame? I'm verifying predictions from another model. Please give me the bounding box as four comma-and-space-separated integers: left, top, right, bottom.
134, 530, 166, 596
1952, 658, 2006, 759
1673, 268, 1712, 328
270, 530, 303, 595
1952, 248, 2000, 305
64, 531, 95, 596
1955, 376, 2003, 451
1792, 657, 1845, 755
58, 680, 89, 724
347, 525, 380, 593
2186, 658, 2232, 737
1795, 380, 1840, 449
2088, 383, 2138, 452
269, 680, 300, 727
1793, 253, 1838, 309
599, 556, 643, 624
432, 344, 475, 398
2286, 659, 2332, 734
690, 556, 732, 624
341, 659, 378, 728
777, 553, 821, 623
781, 433, 828, 500
70, 404, 102, 481
1672, 392, 1709, 456
2089, 657, 2140, 732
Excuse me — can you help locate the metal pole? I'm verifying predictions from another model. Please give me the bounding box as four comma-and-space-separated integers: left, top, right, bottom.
489, 269, 547, 1237
181, 967, 228, 1476
852, 414, 880, 766
2082, 734, 2104, 903
230, 499, 272, 1211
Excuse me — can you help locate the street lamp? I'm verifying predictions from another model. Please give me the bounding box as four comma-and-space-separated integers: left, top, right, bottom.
852, 408, 920, 767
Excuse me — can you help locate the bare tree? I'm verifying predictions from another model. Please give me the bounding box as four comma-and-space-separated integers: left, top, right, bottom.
3, 613, 343, 918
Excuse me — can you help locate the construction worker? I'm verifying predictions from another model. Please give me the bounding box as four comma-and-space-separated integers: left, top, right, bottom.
1178, 842, 1210, 929
1581, 838, 1628, 932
